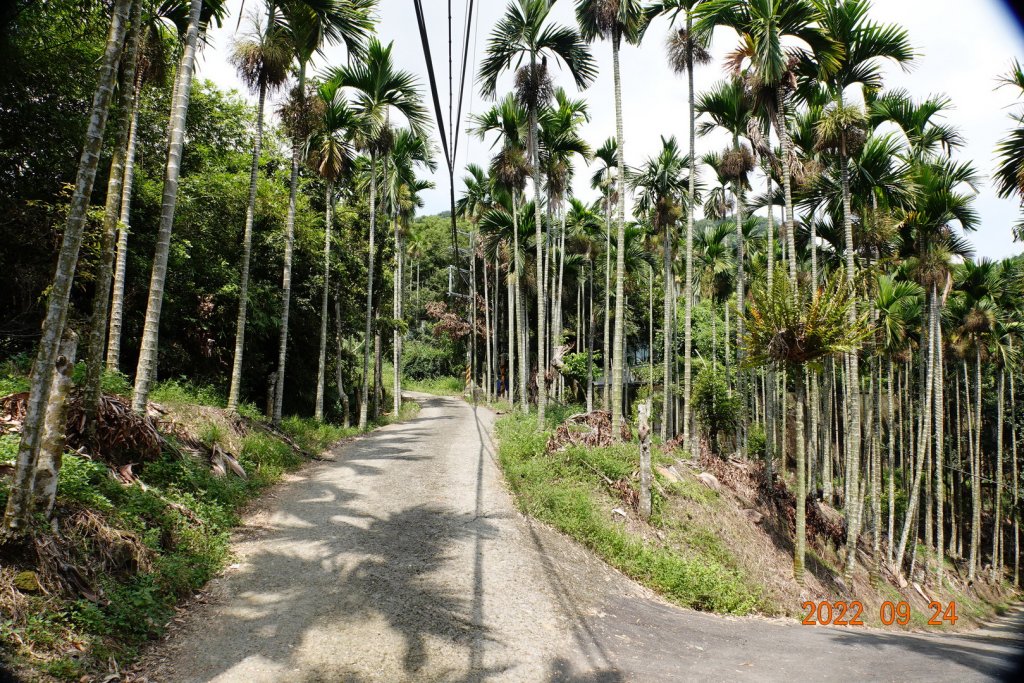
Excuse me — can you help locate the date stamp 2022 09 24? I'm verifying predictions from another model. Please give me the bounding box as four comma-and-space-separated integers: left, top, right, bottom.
800, 600, 958, 626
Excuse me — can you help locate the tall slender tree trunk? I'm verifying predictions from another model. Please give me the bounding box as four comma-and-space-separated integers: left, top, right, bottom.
83, 0, 143, 437
732, 133, 747, 452
839, 138, 863, 582
359, 151, 379, 429
895, 297, 936, 572
611, 38, 627, 437
794, 364, 808, 584
513, 194, 528, 412
335, 298, 350, 428
995, 368, 1005, 577
107, 65, 144, 371
888, 357, 896, 564
973, 345, 983, 579
933, 289, 945, 586
3, 0, 133, 532
603, 193, 612, 411
32, 331, 78, 520
682, 18, 696, 449
775, 89, 797, 286
393, 214, 404, 415
587, 257, 595, 413
507, 255, 516, 404
315, 180, 336, 421
662, 219, 673, 440
132, 0, 204, 413
272, 61, 307, 425
483, 256, 493, 403
529, 54, 546, 428
228, 81, 269, 413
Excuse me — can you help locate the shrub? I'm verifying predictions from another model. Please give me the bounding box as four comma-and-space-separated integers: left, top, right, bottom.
692, 365, 741, 452
402, 339, 460, 380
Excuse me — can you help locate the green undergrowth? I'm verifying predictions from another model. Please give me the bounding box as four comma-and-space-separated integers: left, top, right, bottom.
402, 375, 464, 396
0, 372, 419, 680
495, 409, 763, 615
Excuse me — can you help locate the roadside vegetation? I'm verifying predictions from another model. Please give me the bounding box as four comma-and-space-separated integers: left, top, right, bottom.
0, 363, 415, 680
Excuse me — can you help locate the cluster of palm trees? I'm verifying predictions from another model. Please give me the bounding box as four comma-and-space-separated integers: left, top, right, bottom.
451, 0, 1024, 588
3, 0, 440, 529
7, 0, 1024, 593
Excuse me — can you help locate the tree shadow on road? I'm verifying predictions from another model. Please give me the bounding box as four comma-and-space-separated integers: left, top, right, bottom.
142, 407, 502, 682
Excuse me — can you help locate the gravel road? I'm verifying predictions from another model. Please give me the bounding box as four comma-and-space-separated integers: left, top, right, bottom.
141, 393, 1024, 683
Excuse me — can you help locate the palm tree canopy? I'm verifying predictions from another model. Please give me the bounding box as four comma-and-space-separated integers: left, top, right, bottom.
327, 38, 431, 148
695, 0, 842, 90
478, 0, 597, 100
280, 0, 376, 64
575, 0, 648, 48
807, 0, 913, 99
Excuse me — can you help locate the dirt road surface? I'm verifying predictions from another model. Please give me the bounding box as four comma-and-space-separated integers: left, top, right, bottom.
141, 393, 1024, 682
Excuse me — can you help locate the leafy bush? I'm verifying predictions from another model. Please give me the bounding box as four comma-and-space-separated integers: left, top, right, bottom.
692, 365, 741, 452
748, 422, 767, 459
402, 338, 460, 380
149, 380, 225, 408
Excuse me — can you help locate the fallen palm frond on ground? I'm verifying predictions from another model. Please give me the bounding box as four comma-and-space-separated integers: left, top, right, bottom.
1, 391, 161, 466
546, 410, 632, 452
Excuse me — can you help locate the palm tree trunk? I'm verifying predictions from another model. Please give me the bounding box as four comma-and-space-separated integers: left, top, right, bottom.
335, 298, 350, 428
933, 289, 945, 586
83, 0, 143, 437
840, 149, 864, 581
132, 0, 204, 413
106, 65, 144, 372
732, 135, 747, 452
1011, 366, 1020, 585
393, 215, 404, 416
888, 357, 896, 564
513, 193, 528, 412
315, 180, 335, 421
228, 80, 269, 413
507, 255, 516, 404
587, 257, 595, 413
774, 88, 797, 286
530, 54, 546, 427
31, 331, 78, 519
895, 295, 936, 572
359, 150, 379, 429
272, 60, 307, 425
995, 368, 1005, 577
662, 219, 673, 440
611, 38, 627, 437
604, 193, 612, 411
683, 19, 696, 448
483, 255, 493, 403
3, 0, 133, 533
973, 345, 983, 579
794, 364, 808, 584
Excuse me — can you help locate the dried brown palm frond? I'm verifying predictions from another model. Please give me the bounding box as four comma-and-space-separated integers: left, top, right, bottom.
515, 60, 553, 111
720, 145, 755, 182
0, 391, 161, 465
667, 27, 711, 74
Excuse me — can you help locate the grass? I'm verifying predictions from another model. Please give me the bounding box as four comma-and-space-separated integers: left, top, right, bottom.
0, 369, 421, 680
495, 410, 762, 615
403, 375, 464, 396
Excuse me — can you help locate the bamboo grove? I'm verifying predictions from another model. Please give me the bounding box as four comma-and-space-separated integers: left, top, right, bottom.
4, 0, 1024, 593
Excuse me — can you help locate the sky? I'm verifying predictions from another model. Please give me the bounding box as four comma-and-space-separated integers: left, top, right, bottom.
195, 0, 1024, 260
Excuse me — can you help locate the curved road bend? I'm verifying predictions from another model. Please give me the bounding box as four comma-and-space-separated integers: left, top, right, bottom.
142, 393, 1024, 682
